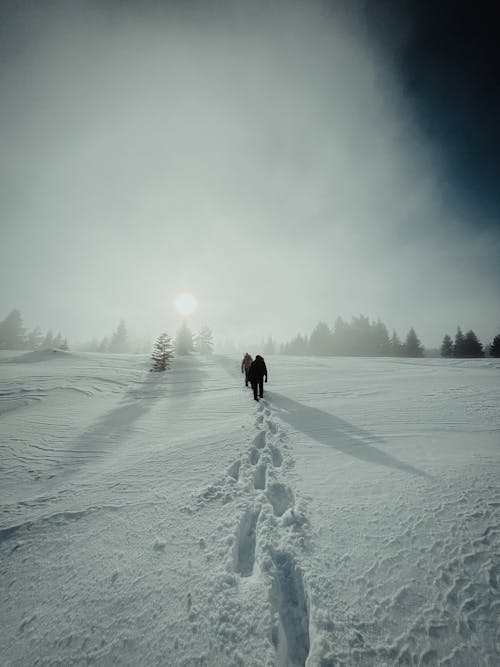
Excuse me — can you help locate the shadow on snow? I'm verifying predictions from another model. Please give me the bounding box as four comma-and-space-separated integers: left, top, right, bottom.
265, 391, 431, 479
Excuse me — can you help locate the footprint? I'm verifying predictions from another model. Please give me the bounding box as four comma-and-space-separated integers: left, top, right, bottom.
270, 446, 283, 467
227, 461, 241, 481
254, 463, 266, 490
266, 482, 294, 517
266, 420, 278, 434
235, 509, 260, 577
249, 448, 260, 465
253, 432, 266, 449
270, 550, 310, 667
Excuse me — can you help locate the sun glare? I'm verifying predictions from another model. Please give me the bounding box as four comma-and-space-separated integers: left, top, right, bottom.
174, 292, 198, 317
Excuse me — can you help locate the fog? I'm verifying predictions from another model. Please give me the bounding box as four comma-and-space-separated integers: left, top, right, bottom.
1, 0, 499, 348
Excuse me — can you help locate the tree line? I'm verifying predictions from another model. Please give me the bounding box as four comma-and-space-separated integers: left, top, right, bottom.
0, 309, 69, 351
272, 316, 499, 358
279, 316, 424, 357
439, 327, 499, 358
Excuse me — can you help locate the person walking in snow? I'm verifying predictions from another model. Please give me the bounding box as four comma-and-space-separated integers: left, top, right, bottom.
247, 354, 268, 401
241, 352, 253, 387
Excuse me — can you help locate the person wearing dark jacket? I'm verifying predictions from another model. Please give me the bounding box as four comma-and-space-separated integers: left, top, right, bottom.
241, 352, 253, 387
247, 355, 268, 401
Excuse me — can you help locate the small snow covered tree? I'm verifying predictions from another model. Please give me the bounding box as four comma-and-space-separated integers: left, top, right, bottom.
440, 334, 453, 357
151, 333, 174, 372
175, 322, 194, 355
195, 325, 214, 355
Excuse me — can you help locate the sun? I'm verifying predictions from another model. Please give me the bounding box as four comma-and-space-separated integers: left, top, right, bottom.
174, 292, 198, 317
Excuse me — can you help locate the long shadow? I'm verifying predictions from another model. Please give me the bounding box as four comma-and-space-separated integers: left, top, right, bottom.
65, 355, 206, 460
265, 391, 432, 479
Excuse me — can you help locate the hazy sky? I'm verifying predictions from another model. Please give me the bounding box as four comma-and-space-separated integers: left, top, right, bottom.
1, 0, 499, 348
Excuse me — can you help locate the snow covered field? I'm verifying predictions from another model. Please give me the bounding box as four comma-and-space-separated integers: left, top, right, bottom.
1, 350, 499, 666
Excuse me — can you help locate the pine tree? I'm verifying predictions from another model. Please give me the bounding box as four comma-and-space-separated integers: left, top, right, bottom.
26, 326, 44, 350
109, 320, 128, 353
372, 320, 391, 356
402, 327, 424, 357
41, 329, 54, 349
175, 322, 194, 355
309, 321, 332, 356
98, 337, 109, 353
462, 330, 484, 357
287, 334, 308, 355
151, 333, 174, 372
195, 326, 214, 355
390, 330, 403, 357
440, 334, 453, 357
53, 332, 64, 349
453, 326, 465, 357
263, 336, 275, 355
0, 309, 25, 349
489, 333, 500, 357
332, 316, 350, 355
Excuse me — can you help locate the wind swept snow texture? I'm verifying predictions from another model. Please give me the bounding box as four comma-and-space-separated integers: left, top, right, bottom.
1, 352, 499, 665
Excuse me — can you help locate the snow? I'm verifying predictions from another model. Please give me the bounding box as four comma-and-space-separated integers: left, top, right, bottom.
1, 351, 499, 666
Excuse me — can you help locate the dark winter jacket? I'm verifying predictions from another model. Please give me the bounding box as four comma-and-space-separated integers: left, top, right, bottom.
248, 355, 267, 382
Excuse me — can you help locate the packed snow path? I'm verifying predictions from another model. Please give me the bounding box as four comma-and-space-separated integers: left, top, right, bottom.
1, 351, 499, 666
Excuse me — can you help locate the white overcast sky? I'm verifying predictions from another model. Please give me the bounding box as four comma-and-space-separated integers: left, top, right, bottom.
1, 0, 499, 347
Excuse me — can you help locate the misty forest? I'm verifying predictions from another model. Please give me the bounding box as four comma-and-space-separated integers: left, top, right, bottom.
1, 1, 500, 666
1, 307, 498, 359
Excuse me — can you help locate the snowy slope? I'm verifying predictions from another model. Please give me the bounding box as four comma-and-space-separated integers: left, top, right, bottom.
1, 351, 499, 666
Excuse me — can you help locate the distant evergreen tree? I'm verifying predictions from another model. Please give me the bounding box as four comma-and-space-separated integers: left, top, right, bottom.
98, 337, 109, 353
453, 327, 465, 357
309, 321, 332, 356
26, 326, 44, 350
175, 322, 194, 355
390, 330, 403, 357
284, 333, 308, 355
331, 316, 350, 355
151, 333, 174, 371
462, 330, 484, 357
0, 309, 25, 349
53, 332, 64, 349
109, 320, 129, 353
440, 334, 453, 357
60, 338, 69, 351
489, 333, 500, 357
263, 336, 275, 355
41, 329, 54, 349
195, 326, 214, 355
372, 319, 391, 356
349, 315, 373, 356
402, 327, 424, 357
